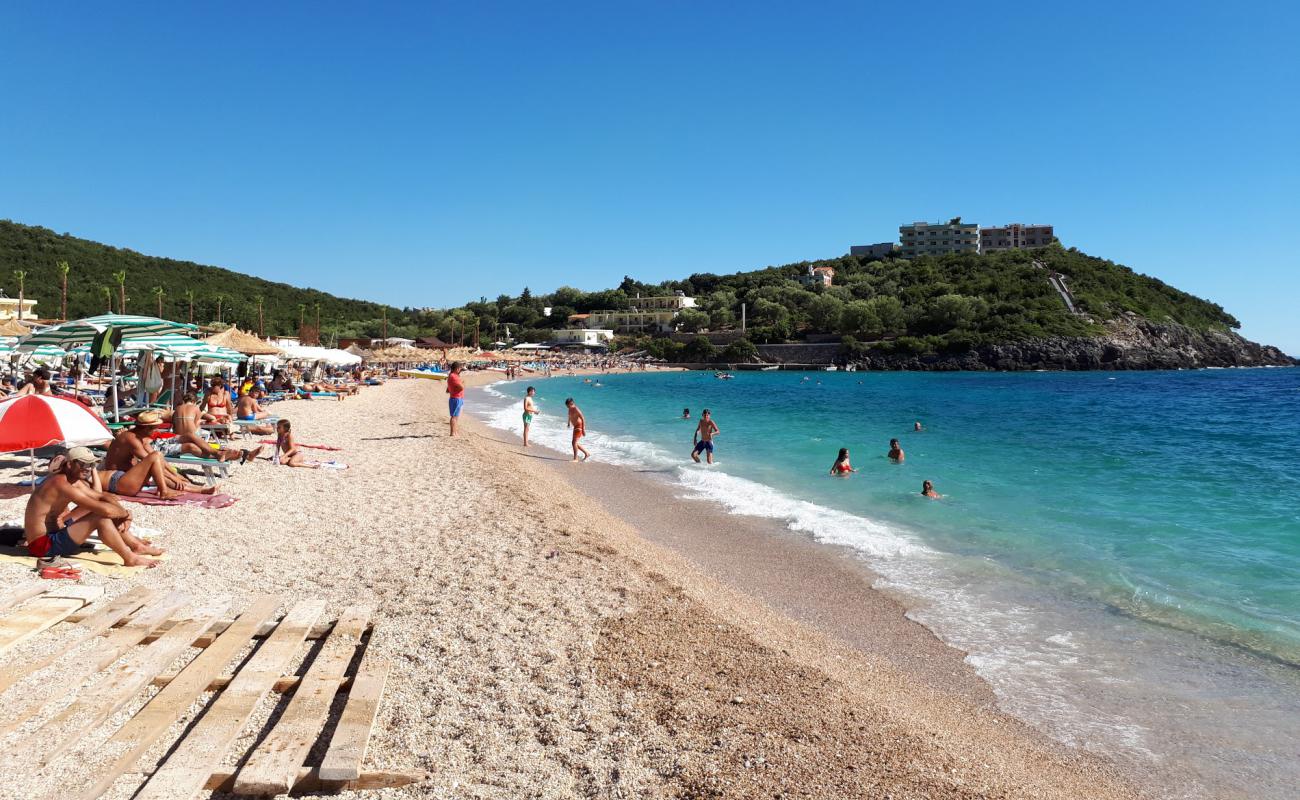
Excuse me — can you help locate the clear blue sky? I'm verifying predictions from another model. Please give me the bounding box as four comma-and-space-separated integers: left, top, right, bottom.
2, 1, 1297, 352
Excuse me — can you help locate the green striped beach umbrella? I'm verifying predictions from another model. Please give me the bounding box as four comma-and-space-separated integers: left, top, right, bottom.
70, 334, 245, 363
17, 314, 198, 351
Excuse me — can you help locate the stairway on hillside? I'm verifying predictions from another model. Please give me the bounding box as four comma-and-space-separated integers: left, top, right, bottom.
1034, 260, 1081, 315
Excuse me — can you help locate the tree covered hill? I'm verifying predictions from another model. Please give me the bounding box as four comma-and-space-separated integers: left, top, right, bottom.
0, 220, 409, 338
0, 220, 1246, 361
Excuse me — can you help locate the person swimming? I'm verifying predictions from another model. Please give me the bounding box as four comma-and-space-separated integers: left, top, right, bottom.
682, 408, 690, 420
914, 421, 923, 432
829, 448, 855, 476
922, 480, 941, 499
888, 438, 904, 462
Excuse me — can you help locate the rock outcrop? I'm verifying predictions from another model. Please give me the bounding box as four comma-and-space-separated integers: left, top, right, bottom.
844, 316, 1297, 371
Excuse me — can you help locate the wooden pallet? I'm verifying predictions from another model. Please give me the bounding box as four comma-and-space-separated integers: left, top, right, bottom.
0, 585, 423, 799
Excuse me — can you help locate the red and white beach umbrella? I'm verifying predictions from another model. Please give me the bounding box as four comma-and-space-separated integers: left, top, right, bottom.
0, 395, 112, 485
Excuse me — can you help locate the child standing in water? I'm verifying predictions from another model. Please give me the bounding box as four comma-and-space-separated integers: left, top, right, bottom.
830, 448, 855, 475
691, 409, 720, 464
522, 386, 539, 447
274, 419, 318, 468
565, 398, 589, 461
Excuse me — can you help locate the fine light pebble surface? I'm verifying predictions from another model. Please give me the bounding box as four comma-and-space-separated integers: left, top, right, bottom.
0, 374, 1140, 799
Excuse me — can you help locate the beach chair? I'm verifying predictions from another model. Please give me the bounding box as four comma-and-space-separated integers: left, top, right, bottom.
232, 417, 279, 441
163, 454, 232, 486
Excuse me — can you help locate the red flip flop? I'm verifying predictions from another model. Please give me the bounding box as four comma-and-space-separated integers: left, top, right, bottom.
39, 565, 82, 580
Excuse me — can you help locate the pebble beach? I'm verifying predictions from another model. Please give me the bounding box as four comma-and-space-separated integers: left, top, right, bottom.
0, 375, 1141, 799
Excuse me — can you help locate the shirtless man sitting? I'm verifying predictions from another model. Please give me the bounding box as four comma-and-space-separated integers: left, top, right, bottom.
101, 410, 218, 499
234, 389, 276, 436
171, 393, 257, 463
26, 447, 161, 568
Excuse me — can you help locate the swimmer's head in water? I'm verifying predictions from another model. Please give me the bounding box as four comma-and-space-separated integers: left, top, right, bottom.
922, 480, 934, 493
890, 438, 900, 448
837, 448, 849, 461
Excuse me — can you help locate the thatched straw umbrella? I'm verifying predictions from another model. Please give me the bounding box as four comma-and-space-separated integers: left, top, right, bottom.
0, 319, 31, 337
203, 326, 282, 356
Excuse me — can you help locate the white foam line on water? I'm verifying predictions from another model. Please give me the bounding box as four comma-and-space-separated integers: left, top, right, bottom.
472, 384, 1160, 768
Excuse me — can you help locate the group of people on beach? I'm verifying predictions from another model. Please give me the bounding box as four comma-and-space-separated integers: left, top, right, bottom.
18, 366, 369, 573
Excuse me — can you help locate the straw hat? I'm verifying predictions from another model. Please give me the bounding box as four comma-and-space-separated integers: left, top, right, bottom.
135, 410, 164, 426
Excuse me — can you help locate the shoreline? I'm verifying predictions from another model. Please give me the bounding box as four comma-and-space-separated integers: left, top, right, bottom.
455, 371, 1139, 796
0, 377, 1137, 798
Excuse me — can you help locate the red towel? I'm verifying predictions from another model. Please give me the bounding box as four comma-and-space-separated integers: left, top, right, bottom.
119, 491, 238, 509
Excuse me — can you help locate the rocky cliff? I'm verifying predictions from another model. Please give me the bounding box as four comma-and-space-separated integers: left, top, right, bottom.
844, 315, 1297, 371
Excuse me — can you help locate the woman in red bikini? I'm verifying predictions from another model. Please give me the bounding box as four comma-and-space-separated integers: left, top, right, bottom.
829, 447, 855, 476
203, 376, 233, 422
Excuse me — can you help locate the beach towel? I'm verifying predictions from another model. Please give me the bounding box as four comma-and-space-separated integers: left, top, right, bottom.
258, 440, 342, 451
311, 460, 349, 470
0, 522, 167, 576
118, 490, 237, 509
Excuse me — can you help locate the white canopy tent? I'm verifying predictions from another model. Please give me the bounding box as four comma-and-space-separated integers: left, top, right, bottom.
277, 344, 363, 366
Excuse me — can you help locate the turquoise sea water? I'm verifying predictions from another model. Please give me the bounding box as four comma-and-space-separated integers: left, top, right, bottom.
474, 368, 1300, 797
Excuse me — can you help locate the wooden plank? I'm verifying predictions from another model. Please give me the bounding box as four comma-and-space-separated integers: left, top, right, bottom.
24, 598, 228, 776
0, 586, 152, 696
319, 655, 391, 781
0, 581, 48, 613
0, 591, 186, 738
71, 595, 281, 800
135, 598, 326, 800
0, 585, 102, 657
205, 766, 428, 793
150, 671, 351, 693
232, 606, 371, 795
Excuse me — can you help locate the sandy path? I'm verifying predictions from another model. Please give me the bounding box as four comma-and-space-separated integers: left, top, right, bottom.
0, 378, 1139, 798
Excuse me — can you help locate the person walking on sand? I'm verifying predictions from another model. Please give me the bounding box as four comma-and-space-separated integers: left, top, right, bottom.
522, 386, 540, 447
446, 361, 465, 437
692, 409, 720, 464
888, 438, 905, 462
565, 398, 589, 461
830, 447, 855, 475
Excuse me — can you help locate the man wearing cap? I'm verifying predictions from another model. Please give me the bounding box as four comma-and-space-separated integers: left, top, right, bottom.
101, 411, 214, 499
24, 447, 161, 568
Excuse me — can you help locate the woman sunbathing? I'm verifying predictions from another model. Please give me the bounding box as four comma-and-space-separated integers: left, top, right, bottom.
171, 393, 260, 463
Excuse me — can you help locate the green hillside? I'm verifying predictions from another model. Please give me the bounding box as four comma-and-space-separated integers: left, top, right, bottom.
0, 220, 415, 339
0, 221, 1241, 359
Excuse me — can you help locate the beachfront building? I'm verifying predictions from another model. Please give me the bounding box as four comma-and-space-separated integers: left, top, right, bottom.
979, 223, 1056, 252
550, 328, 615, 348
584, 292, 697, 334
850, 242, 899, 260
0, 296, 37, 320
899, 219, 980, 258
798, 265, 835, 287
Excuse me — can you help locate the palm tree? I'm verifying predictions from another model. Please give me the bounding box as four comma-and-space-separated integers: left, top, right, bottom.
215, 293, 226, 324
184, 289, 195, 323
314, 303, 321, 332
112, 270, 127, 313
12, 270, 26, 321
101, 286, 113, 313
152, 286, 166, 318
57, 261, 70, 320
255, 295, 264, 337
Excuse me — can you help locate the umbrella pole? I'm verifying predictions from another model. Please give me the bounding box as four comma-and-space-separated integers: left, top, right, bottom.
29, 447, 35, 492
112, 353, 120, 422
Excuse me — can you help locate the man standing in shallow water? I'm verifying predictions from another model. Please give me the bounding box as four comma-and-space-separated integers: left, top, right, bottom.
565, 398, 589, 461
692, 409, 720, 464
522, 386, 539, 447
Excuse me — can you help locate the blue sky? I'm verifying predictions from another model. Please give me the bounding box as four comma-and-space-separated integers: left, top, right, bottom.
1, 2, 1297, 352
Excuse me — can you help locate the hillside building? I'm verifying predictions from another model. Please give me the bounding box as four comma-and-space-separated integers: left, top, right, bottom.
550, 328, 614, 348
899, 219, 980, 257
979, 223, 1055, 252
584, 292, 697, 334
850, 242, 899, 260
798, 265, 835, 287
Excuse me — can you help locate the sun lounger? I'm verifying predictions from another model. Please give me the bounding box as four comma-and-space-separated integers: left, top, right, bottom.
232, 417, 279, 440
163, 454, 232, 486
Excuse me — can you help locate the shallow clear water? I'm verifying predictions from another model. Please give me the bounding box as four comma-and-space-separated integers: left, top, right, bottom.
472, 368, 1300, 798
